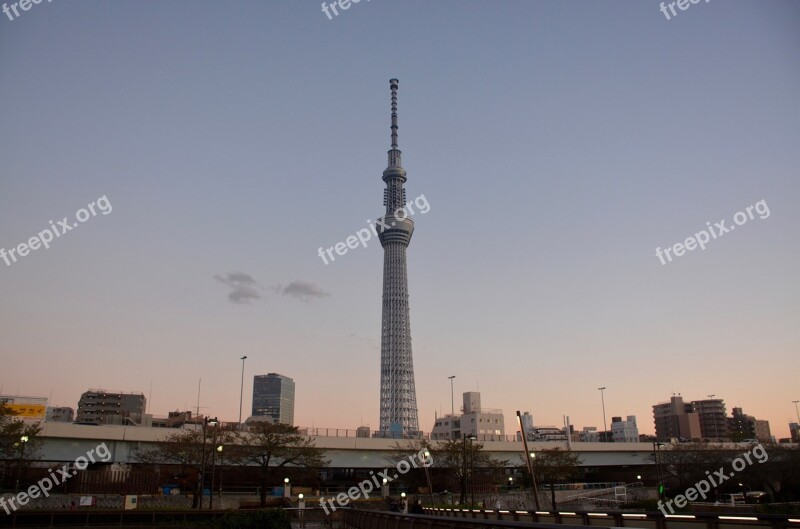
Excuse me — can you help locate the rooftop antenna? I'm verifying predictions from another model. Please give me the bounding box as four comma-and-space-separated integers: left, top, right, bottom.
196, 378, 201, 417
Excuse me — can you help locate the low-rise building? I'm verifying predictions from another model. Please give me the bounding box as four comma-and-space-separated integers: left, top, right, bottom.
611, 415, 639, 442
45, 407, 74, 423
528, 426, 567, 441
76, 390, 146, 426
789, 423, 799, 442
579, 427, 599, 443
431, 391, 505, 441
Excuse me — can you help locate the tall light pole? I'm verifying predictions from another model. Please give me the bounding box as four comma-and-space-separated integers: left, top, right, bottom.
199, 417, 218, 509
448, 376, 456, 416
448, 375, 456, 440
598, 387, 607, 442
216, 445, 224, 507
239, 356, 247, 425
209, 420, 220, 510
708, 394, 718, 439
793, 400, 800, 423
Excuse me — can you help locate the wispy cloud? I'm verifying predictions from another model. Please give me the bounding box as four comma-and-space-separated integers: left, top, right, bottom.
214, 272, 261, 304
280, 281, 330, 301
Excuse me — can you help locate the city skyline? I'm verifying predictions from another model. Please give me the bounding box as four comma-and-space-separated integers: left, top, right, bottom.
2, 383, 793, 441
1, 2, 798, 440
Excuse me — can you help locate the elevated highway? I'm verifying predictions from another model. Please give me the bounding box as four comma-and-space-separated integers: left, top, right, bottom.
29, 423, 718, 468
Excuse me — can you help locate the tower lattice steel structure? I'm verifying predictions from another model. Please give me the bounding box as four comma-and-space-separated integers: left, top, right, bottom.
378, 79, 419, 437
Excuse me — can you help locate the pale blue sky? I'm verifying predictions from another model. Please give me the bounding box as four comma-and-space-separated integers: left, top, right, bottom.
1, 0, 798, 437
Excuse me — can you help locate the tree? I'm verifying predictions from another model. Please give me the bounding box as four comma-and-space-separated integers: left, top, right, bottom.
732, 444, 800, 502
655, 444, 732, 494
385, 439, 432, 494
233, 423, 327, 507
428, 439, 508, 505
135, 425, 237, 507
0, 404, 42, 491
529, 447, 582, 510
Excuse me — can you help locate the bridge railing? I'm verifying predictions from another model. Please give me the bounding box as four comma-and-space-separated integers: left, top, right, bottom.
342, 509, 590, 529
420, 507, 800, 529
0, 508, 340, 529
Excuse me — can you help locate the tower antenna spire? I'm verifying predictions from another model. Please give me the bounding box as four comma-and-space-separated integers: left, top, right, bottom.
390, 78, 399, 149
386, 79, 403, 169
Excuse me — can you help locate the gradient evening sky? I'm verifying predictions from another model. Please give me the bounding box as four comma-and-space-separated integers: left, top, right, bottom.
1, 1, 798, 438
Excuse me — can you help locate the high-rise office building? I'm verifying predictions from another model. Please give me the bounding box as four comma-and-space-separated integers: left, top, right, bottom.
76, 390, 146, 426
377, 79, 420, 437
251, 373, 295, 425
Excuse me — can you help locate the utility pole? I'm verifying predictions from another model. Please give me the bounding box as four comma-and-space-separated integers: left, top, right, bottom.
516, 411, 540, 510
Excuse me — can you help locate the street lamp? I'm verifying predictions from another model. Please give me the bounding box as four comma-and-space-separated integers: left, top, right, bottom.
469, 440, 477, 507
14, 435, 29, 494
239, 356, 248, 425
202, 417, 219, 510
793, 401, 800, 423
461, 434, 476, 505
284, 477, 291, 498
422, 450, 435, 507
598, 387, 607, 442
448, 376, 456, 416
448, 376, 456, 439
215, 445, 224, 506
